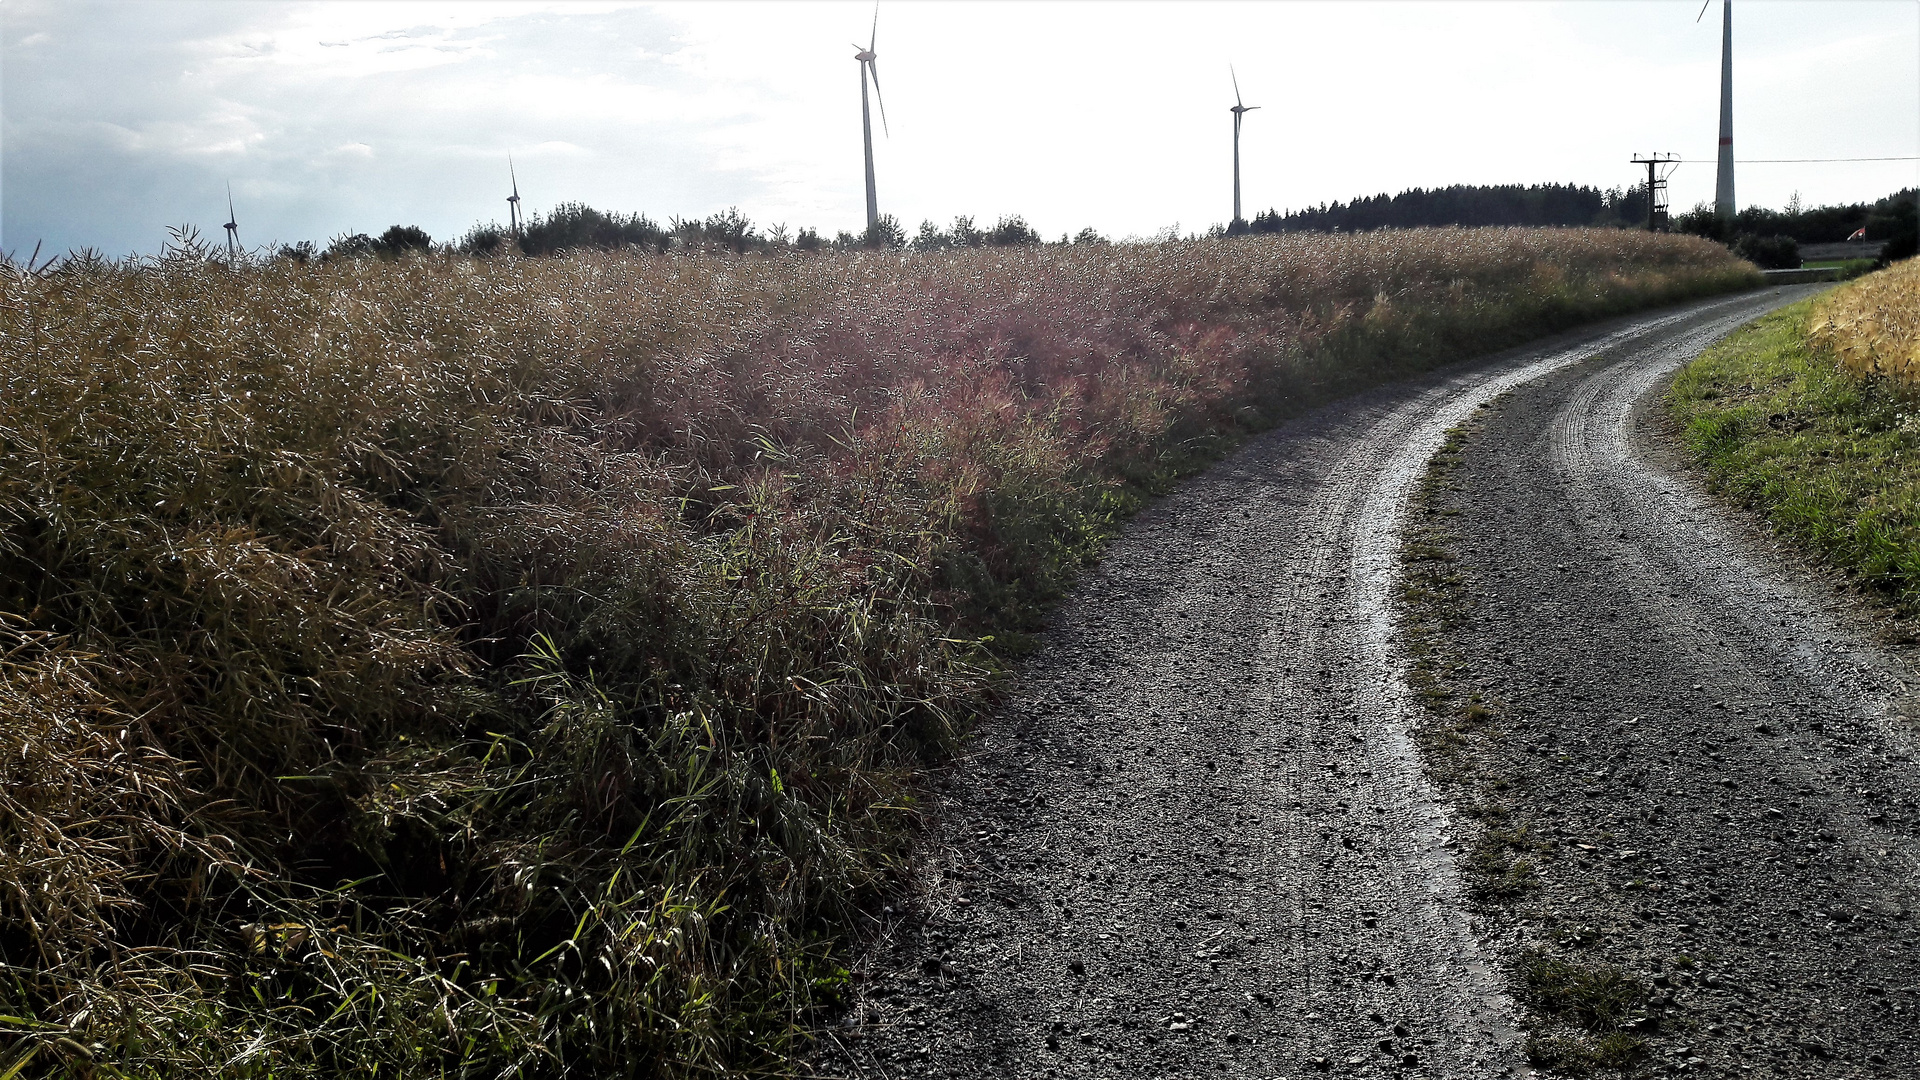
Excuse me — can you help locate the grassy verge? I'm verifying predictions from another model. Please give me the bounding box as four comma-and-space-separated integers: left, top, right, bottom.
1802, 258, 1875, 278
0, 229, 1754, 1077
1668, 289, 1920, 617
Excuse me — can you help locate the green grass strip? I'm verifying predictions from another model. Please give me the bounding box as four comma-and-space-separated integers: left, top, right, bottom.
1668, 297, 1920, 614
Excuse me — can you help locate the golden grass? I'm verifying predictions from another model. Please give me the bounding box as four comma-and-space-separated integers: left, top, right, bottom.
1808, 256, 1920, 386
0, 228, 1753, 1077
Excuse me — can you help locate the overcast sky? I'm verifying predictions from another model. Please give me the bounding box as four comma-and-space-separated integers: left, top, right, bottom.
5, 0, 1918, 257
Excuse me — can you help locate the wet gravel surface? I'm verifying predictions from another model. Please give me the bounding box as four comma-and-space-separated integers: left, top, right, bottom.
1416, 288, 1920, 1077
811, 288, 1833, 1080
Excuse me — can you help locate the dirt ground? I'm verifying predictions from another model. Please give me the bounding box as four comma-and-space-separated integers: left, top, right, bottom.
811, 286, 1875, 1080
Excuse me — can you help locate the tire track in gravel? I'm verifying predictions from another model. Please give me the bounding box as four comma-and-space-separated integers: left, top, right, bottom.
1422, 283, 1920, 1076
814, 287, 1808, 1080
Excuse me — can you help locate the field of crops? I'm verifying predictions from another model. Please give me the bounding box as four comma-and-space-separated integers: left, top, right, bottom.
1809, 255, 1920, 386
0, 229, 1753, 1077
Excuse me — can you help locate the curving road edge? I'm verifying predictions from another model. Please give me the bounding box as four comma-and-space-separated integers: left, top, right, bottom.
822, 286, 1819, 1080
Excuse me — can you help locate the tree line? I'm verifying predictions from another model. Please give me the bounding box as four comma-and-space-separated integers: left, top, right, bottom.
268, 184, 1917, 266
1241, 184, 1651, 234
272, 206, 1090, 263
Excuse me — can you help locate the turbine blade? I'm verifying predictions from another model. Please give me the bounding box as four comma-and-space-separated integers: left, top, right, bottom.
868, 59, 889, 137
1231, 65, 1243, 108
510, 154, 520, 197
869, 0, 878, 53
1696, 0, 1710, 22
227, 181, 236, 223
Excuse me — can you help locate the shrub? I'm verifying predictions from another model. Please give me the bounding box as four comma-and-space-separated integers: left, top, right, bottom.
987, 214, 1042, 247
376, 224, 433, 255
324, 232, 377, 260
521, 201, 668, 256
1732, 233, 1800, 270
860, 213, 907, 250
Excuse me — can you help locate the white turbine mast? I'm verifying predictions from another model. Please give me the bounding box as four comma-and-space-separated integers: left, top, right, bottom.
853, 3, 889, 236
1230, 66, 1260, 228
1699, 0, 1735, 219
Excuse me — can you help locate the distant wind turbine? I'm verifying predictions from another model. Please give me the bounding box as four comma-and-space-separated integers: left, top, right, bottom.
852, 4, 889, 234
1230, 66, 1259, 227
1699, 0, 1735, 219
507, 155, 524, 241
223, 182, 240, 256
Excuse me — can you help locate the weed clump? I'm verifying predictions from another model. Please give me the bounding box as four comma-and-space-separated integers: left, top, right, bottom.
0, 228, 1752, 1075
1517, 950, 1649, 1074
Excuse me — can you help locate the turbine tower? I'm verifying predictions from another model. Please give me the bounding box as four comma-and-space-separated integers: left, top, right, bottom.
507, 155, 524, 241
852, 4, 888, 235
1230, 67, 1259, 227
1702, 0, 1735, 220
223, 182, 240, 256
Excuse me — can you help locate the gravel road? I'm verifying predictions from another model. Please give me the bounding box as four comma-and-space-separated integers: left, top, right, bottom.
1413, 284, 1920, 1076
815, 285, 1864, 1080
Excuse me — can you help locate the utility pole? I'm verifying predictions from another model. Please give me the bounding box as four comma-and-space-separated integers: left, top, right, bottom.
1630, 154, 1680, 232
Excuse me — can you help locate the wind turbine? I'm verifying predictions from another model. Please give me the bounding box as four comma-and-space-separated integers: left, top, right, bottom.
1230, 66, 1260, 227
852, 4, 888, 235
1699, 0, 1734, 219
507, 155, 524, 241
223, 182, 240, 256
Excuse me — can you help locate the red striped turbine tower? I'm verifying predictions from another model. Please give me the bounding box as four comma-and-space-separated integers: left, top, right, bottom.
1703, 0, 1736, 220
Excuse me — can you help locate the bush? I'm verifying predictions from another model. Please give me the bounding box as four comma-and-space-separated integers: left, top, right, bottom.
323, 232, 377, 260
376, 224, 433, 256
457, 221, 511, 256
860, 213, 907, 250
987, 214, 1042, 247
1732, 233, 1800, 270
1878, 225, 1917, 267
521, 201, 668, 256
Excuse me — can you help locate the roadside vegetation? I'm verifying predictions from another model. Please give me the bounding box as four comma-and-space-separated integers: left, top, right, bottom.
1669, 257, 1920, 616
0, 228, 1752, 1077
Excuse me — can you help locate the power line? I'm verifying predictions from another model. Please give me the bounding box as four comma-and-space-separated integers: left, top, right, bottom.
1737, 156, 1920, 163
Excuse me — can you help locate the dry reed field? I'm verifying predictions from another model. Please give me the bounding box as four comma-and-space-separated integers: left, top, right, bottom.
1809, 255, 1920, 386
0, 229, 1753, 1077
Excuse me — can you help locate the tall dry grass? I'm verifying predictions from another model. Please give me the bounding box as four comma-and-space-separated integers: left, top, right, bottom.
1808, 256, 1920, 387
0, 228, 1752, 1077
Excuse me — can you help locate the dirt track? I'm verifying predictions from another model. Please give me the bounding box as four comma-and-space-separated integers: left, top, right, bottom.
814, 285, 1897, 1079
1408, 288, 1920, 1077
